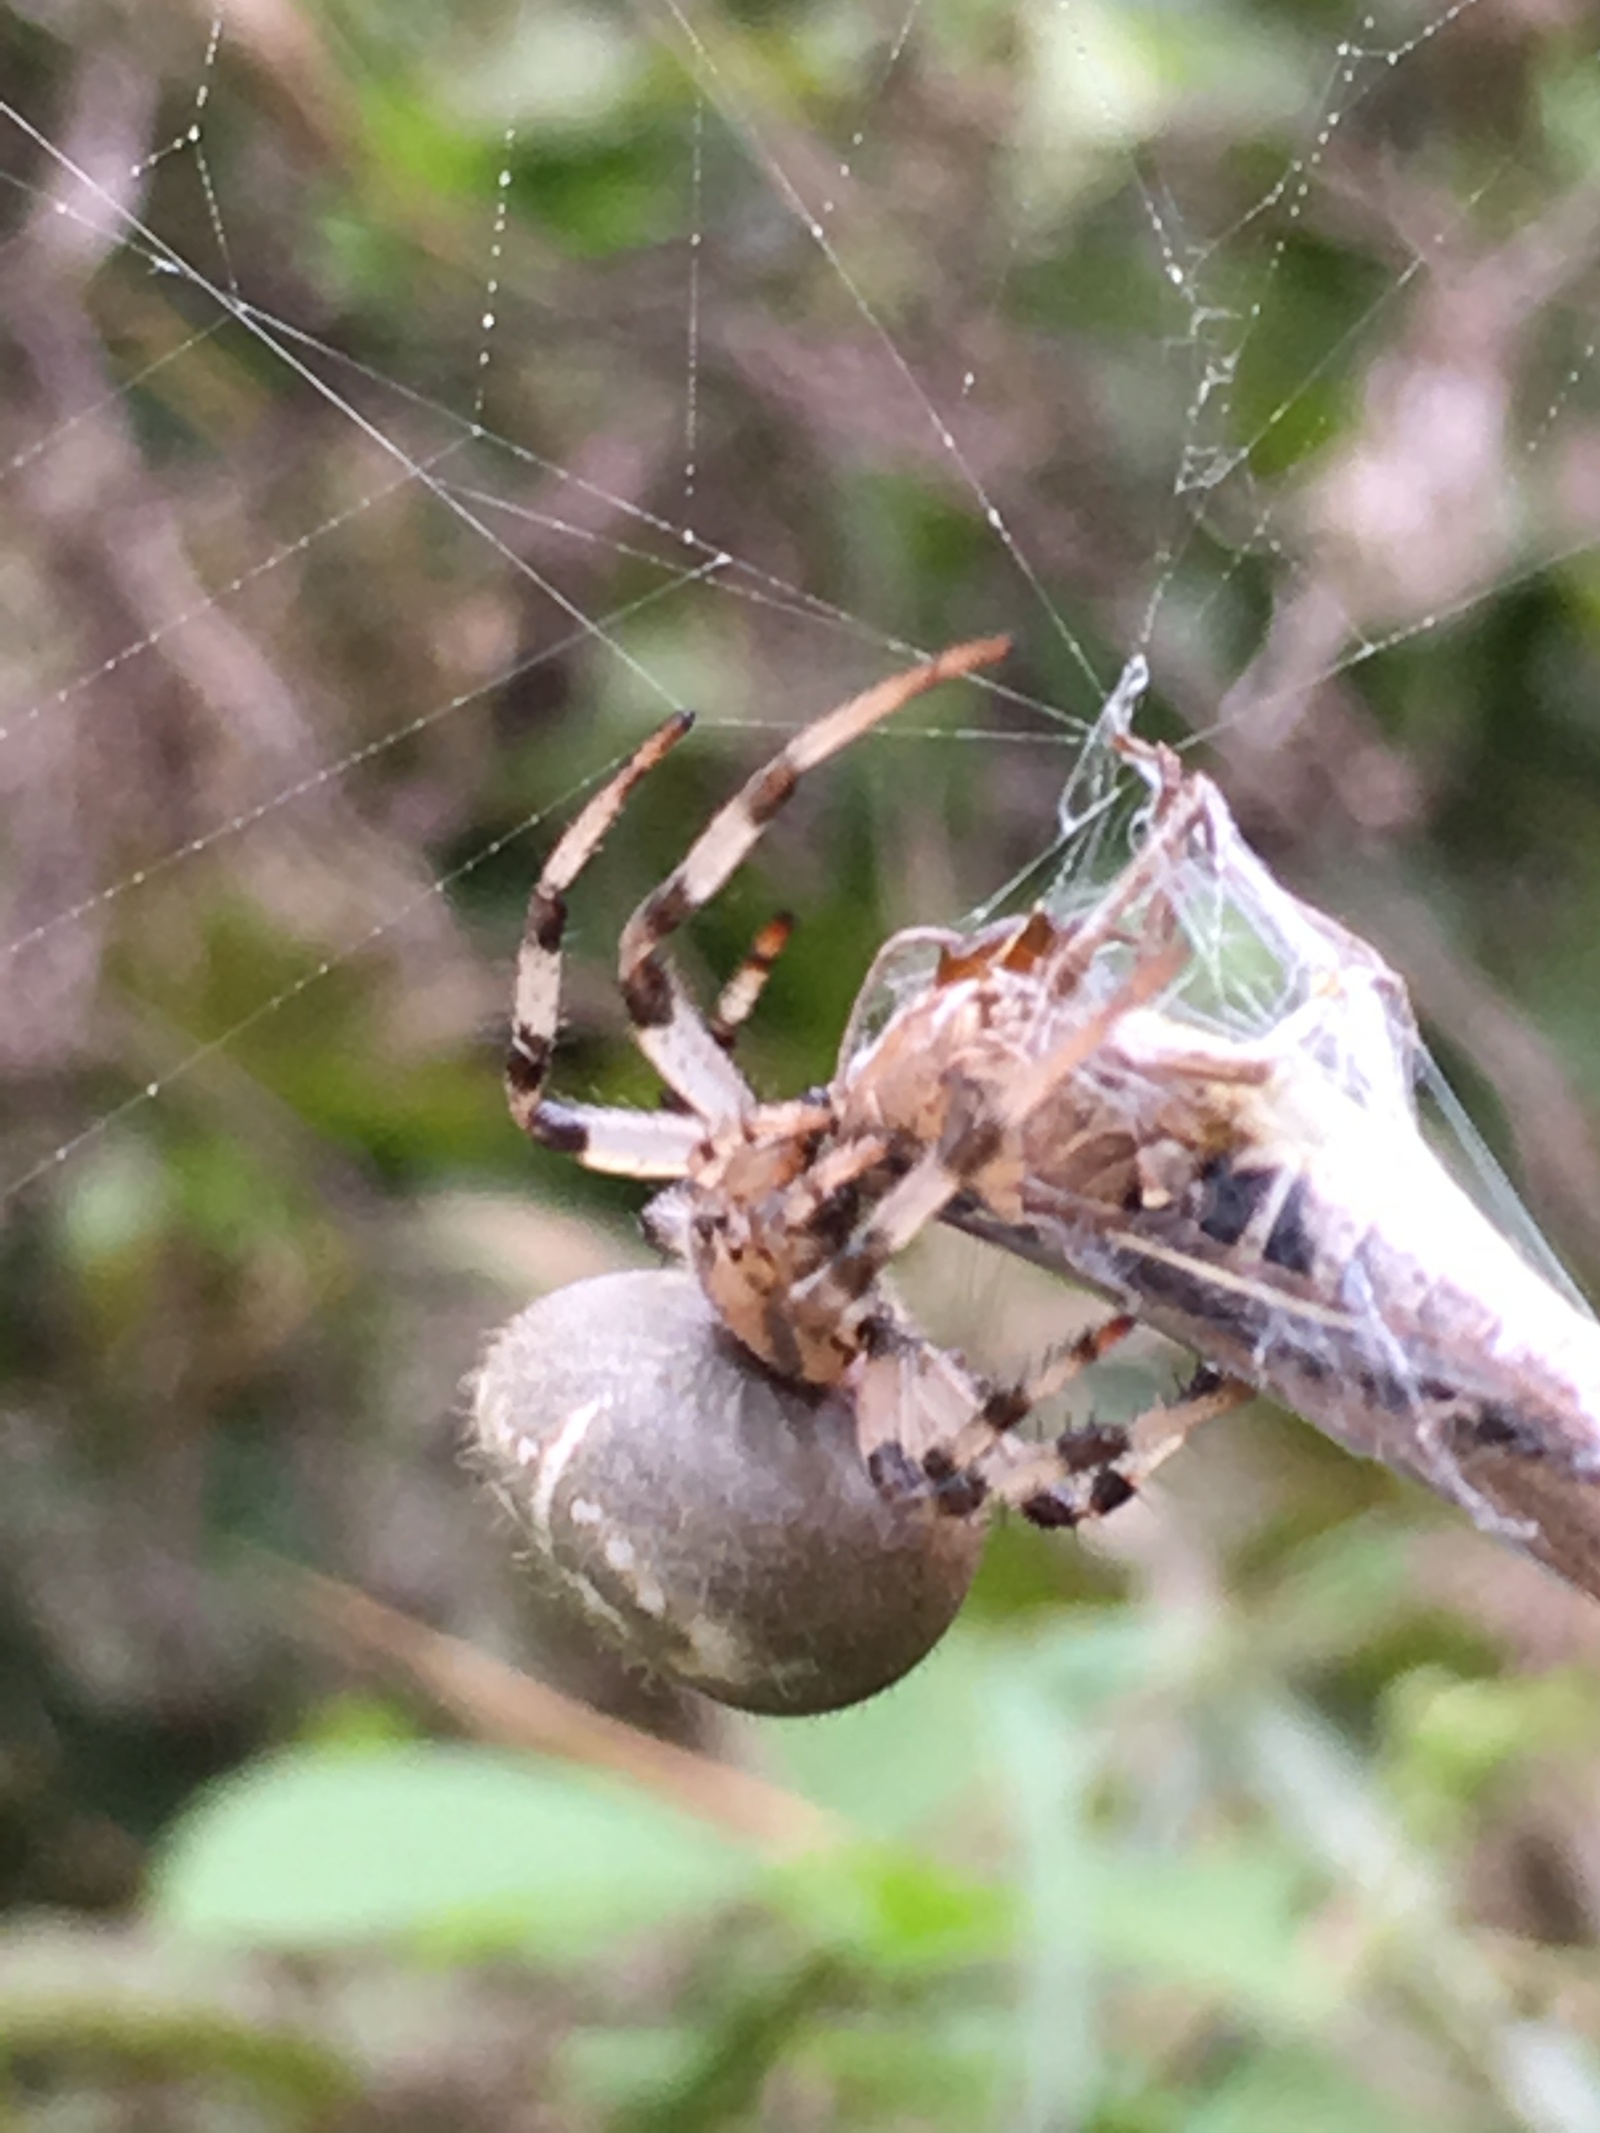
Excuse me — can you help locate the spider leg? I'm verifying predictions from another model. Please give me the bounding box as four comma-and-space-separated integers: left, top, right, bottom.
654, 911, 794, 1118
943, 1313, 1138, 1466
863, 1333, 1250, 1527
989, 1362, 1254, 1528
856, 1313, 1130, 1503
616, 636, 1010, 1110
709, 911, 795, 1054
504, 715, 739, 1177
506, 712, 697, 1144
515, 1101, 707, 1178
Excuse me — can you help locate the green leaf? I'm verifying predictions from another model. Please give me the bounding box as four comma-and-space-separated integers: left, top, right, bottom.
1182, 2044, 1415, 2133
772, 1841, 1012, 1973
151, 1745, 760, 1959
1090, 1844, 1333, 2025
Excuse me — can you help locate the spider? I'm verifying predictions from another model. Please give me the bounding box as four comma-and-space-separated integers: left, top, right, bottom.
498, 636, 1246, 1535
476, 641, 1600, 1693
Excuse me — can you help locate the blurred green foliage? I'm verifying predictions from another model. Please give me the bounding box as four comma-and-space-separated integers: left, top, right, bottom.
5, 0, 1600, 2126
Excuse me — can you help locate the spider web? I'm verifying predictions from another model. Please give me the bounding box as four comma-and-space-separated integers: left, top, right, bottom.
2, 0, 1599, 1306
10, 25, 1600, 2119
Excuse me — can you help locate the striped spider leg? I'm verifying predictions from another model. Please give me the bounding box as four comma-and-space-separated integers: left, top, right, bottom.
706, 911, 795, 1055
504, 637, 1010, 1169
502, 636, 1239, 1532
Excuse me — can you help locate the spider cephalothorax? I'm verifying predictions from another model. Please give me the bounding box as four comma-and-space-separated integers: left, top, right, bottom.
473, 639, 1243, 1714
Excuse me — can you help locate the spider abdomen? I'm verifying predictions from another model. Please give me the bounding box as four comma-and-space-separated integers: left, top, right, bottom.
472, 1269, 984, 1716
